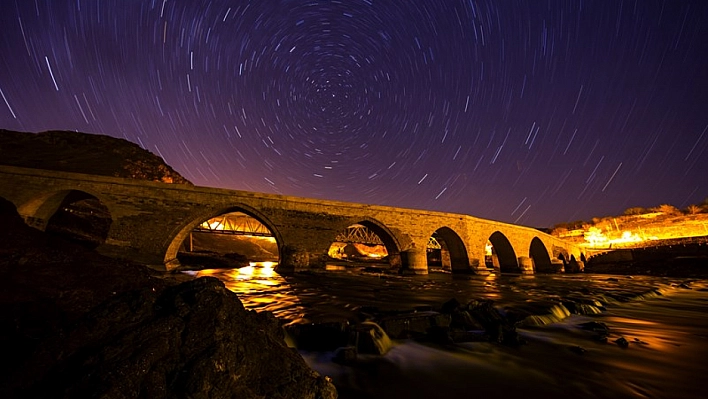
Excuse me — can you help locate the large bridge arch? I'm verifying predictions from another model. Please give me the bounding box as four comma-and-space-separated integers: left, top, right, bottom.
427, 226, 470, 273
488, 231, 518, 273
163, 204, 283, 269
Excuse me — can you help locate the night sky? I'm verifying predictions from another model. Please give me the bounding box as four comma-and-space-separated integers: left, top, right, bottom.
1, 1, 706, 227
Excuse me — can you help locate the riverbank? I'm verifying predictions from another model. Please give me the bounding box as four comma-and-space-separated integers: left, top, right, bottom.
585, 241, 708, 277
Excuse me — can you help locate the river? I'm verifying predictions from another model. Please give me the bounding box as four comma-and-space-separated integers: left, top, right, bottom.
189, 264, 708, 399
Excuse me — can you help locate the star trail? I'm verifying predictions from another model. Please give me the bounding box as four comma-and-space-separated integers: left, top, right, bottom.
1, 0, 706, 227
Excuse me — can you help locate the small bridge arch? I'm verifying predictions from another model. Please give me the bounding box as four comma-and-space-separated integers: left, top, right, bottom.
14, 188, 114, 248
529, 237, 552, 271
427, 226, 470, 273
488, 231, 518, 273
17, 188, 112, 230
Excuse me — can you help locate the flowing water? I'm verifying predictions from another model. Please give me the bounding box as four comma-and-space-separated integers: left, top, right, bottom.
191, 264, 708, 399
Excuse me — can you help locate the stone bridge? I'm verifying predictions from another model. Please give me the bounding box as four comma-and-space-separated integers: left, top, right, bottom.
0, 165, 585, 274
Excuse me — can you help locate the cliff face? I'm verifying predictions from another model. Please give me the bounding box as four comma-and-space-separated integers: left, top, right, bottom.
0, 129, 191, 185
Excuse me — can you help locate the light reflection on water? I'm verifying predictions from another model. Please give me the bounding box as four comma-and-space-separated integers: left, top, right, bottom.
193, 263, 695, 323
196, 262, 299, 317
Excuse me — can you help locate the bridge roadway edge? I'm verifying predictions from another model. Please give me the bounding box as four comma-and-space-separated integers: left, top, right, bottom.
0, 165, 584, 274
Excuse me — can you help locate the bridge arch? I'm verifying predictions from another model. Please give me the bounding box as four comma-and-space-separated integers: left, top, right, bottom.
529, 237, 552, 272
328, 216, 403, 268
17, 188, 111, 229
163, 204, 283, 268
17, 189, 113, 248
339, 217, 402, 251
566, 254, 584, 272
427, 226, 470, 273
487, 231, 518, 273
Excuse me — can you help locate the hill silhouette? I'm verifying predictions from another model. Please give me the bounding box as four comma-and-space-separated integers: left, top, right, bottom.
0, 129, 191, 184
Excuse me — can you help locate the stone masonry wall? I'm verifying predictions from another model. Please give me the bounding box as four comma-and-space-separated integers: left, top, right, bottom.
0, 165, 584, 273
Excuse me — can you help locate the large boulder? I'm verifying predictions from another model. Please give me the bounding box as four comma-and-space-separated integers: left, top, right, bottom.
7, 277, 336, 399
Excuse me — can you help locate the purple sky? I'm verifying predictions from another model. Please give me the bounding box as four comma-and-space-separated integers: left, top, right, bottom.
1, 1, 706, 227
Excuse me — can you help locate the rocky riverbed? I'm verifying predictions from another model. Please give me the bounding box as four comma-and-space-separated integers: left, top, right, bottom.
195, 266, 708, 399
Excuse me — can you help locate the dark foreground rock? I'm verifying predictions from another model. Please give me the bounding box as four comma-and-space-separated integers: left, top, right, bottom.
10, 278, 336, 399
0, 198, 336, 399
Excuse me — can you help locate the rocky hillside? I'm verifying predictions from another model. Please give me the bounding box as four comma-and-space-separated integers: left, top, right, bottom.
0, 129, 191, 184
551, 203, 708, 248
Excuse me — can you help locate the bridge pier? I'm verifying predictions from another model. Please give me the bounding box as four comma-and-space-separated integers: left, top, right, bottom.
537, 259, 565, 273
566, 259, 585, 273
276, 246, 314, 274
467, 259, 491, 275
400, 247, 428, 275
517, 256, 535, 274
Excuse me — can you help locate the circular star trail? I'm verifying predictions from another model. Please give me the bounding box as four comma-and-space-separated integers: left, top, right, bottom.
1, 0, 707, 227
